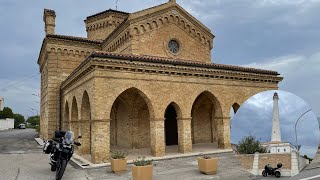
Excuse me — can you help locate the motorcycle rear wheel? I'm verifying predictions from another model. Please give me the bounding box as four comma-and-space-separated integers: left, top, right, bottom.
275, 171, 281, 178
56, 159, 67, 180
262, 170, 267, 177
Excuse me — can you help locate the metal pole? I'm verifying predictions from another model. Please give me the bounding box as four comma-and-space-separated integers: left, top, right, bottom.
295, 109, 312, 150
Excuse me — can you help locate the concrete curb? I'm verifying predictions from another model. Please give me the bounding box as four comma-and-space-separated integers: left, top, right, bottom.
70, 149, 233, 169
34, 138, 44, 146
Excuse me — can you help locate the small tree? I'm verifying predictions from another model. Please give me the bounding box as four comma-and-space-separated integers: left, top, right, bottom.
27, 115, 40, 126
0, 107, 14, 119
13, 114, 25, 128
237, 134, 267, 154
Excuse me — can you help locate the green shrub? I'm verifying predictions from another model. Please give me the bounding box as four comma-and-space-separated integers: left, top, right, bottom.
133, 157, 153, 166
111, 151, 127, 159
237, 134, 267, 154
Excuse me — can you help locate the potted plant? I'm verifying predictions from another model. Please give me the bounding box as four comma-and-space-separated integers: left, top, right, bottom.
197, 155, 218, 175
110, 151, 128, 174
132, 157, 153, 180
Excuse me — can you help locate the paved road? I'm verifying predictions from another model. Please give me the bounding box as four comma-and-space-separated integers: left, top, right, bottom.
86, 152, 257, 180
0, 129, 41, 154
291, 149, 320, 180
1, 129, 315, 180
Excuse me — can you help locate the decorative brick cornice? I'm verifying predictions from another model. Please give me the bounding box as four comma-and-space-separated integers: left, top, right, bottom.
37, 34, 102, 68
60, 52, 283, 91
91, 52, 279, 75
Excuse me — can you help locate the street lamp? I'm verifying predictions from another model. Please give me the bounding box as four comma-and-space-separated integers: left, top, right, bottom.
295, 109, 312, 151
30, 108, 39, 116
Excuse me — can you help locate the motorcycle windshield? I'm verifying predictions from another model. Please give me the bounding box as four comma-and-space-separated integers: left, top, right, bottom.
63, 131, 74, 145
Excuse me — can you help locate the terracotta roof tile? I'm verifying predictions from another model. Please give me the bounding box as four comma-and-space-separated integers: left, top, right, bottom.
90, 51, 280, 75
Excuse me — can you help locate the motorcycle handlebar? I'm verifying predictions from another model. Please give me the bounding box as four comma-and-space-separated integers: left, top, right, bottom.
74, 142, 81, 146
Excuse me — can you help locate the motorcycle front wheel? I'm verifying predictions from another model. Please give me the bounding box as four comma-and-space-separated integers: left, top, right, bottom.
56, 159, 67, 180
262, 170, 267, 177
51, 164, 56, 171
275, 171, 281, 178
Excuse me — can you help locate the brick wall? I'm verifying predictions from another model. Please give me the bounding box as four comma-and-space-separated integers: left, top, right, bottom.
236, 154, 254, 169
258, 153, 291, 169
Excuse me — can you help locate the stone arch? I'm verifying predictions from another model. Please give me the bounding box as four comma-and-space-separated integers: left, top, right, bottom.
164, 17, 169, 23
158, 18, 164, 25
110, 87, 155, 152
191, 91, 222, 146
181, 20, 185, 28
134, 27, 139, 35
152, 21, 158, 28
170, 14, 174, 22
63, 101, 70, 131
232, 103, 240, 114
71, 97, 79, 137
79, 91, 92, 155
175, 16, 180, 24
164, 102, 182, 147
147, 23, 152, 30
140, 25, 146, 33
186, 24, 191, 32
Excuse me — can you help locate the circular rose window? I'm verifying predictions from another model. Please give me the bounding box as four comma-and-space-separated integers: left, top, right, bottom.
168, 39, 180, 54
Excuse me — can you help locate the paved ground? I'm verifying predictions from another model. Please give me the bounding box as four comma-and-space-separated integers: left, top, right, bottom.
290, 149, 320, 180
0, 129, 315, 180
0, 129, 41, 154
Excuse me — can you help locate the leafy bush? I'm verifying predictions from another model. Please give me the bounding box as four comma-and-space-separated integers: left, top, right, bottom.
133, 157, 153, 166
237, 134, 267, 154
111, 151, 127, 159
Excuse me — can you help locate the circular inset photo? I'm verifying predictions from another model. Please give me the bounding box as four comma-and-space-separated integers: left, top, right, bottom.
230, 90, 319, 178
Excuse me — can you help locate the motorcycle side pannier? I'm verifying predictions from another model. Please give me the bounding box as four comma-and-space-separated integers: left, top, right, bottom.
43, 140, 53, 154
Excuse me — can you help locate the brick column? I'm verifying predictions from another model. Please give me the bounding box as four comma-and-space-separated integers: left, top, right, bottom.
62, 121, 69, 131
70, 121, 79, 138
217, 117, 231, 149
150, 118, 165, 157
177, 117, 192, 153
131, 118, 139, 149
91, 119, 110, 164
78, 119, 91, 155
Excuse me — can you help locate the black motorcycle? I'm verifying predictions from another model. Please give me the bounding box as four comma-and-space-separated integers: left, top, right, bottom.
43, 131, 81, 180
262, 163, 282, 178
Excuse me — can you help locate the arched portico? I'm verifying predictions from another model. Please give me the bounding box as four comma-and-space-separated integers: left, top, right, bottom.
110, 87, 154, 154
63, 101, 70, 131
191, 91, 226, 148
164, 102, 181, 146
71, 97, 79, 138
79, 91, 92, 156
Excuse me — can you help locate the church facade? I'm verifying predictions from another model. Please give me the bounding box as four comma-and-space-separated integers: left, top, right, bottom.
38, 0, 283, 163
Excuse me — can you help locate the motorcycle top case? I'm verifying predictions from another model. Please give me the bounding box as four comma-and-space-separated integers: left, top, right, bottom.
43, 140, 53, 154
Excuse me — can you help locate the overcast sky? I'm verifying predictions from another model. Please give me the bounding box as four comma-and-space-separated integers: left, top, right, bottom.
231, 90, 320, 158
0, 0, 319, 120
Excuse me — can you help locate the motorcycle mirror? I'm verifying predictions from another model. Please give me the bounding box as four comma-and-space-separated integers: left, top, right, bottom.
78, 136, 82, 138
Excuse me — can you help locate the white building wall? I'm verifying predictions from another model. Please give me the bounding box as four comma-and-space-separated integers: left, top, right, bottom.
0, 118, 14, 130
0, 97, 4, 111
